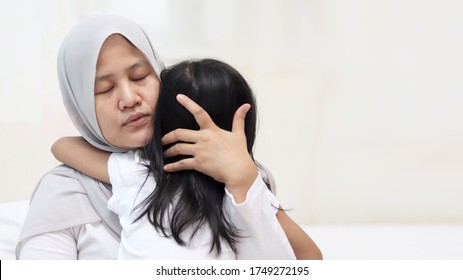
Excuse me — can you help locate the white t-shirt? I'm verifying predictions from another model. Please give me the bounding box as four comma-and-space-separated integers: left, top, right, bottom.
18, 222, 118, 260
108, 150, 296, 260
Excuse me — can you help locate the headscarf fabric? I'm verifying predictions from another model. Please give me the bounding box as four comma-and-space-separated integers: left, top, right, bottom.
58, 14, 164, 152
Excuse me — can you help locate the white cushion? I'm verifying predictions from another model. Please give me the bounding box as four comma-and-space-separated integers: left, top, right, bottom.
0, 201, 29, 260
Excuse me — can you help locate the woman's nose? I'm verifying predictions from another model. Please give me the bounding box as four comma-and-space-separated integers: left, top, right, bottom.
118, 82, 141, 109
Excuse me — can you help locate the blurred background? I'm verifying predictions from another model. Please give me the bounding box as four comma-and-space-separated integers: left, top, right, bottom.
1, 0, 462, 226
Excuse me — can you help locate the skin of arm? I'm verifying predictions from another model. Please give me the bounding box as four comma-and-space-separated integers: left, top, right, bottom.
276, 210, 323, 259
51, 136, 111, 184
162, 94, 323, 260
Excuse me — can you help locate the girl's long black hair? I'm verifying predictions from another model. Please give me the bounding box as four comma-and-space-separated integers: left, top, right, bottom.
138, 59, 257, 254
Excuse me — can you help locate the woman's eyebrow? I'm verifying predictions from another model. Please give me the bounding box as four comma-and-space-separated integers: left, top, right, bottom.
95, 73, 112, 82
129, 60, 150, 71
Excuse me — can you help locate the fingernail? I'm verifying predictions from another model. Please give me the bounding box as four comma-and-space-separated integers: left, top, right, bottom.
177, 94, 185, 100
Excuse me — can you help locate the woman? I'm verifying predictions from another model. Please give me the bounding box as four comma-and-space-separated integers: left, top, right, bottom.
16, 15, 321, 260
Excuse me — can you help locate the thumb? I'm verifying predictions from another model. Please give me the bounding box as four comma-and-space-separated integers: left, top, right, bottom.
231, 103, 251, 134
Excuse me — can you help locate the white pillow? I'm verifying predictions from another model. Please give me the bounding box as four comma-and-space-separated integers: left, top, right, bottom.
0, 201, 29, 260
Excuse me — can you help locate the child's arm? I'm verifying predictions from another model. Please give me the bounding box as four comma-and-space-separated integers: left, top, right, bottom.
51, 136, 110, 183
276, 209, 323, 260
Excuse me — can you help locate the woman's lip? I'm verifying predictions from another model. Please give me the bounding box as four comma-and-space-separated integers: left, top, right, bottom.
124, 112, 149, 125
123, 115, 149, 128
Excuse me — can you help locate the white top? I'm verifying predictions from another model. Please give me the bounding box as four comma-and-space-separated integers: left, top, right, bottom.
19, 222, 118, 260
107, 151, 234, 259
108, 151, 295, 260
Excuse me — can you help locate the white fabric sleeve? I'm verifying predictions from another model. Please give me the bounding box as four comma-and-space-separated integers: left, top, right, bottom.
224, 173, 296, 260
18, 222, 118, 260
74, 222, 119, 260
107, 151, 137, 215
107, 152, 124, 214
18, 228, 78, 259
107, 151, 149, 215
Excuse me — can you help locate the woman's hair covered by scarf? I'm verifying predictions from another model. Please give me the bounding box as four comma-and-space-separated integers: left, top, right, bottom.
57, 14, 164, 152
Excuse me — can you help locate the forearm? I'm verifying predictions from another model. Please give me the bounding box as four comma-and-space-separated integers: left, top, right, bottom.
224, 158, 258, 203
226, 174, 322, 260
51, 136, 110, 183
226, 175, 296, 260
276, 210, 323, 260
257, 163, 322, 259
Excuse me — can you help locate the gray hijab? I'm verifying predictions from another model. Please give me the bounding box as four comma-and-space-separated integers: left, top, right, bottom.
58, 14, 164, 152
16, 15, 164, 258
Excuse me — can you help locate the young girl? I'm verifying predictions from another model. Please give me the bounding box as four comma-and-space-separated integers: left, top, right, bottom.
52, 59, 298, 259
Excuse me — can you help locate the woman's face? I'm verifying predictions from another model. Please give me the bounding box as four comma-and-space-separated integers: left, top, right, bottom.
94, 34, 160, 149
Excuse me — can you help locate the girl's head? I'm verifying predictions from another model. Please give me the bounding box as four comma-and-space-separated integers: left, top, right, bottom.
57, 15, 164, 152
143, 59, 257, 254
155, 59, 256, 155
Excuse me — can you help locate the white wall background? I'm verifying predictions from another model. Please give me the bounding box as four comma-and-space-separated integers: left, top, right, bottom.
1, 0, 462, 225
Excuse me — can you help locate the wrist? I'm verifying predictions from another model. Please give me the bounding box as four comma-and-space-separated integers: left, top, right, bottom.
225, 159, 258, 203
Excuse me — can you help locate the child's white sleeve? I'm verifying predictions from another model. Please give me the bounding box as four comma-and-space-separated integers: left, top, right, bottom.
224, 173, 296, 260
107, 151, 144, 215
107, 152, 127, 215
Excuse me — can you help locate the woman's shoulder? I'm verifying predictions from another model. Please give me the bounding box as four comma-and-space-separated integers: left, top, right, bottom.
25, 163, 118, 225
38, 165, 84, 187
34, 165, 112, 205
45, 164, 84, 177
37, 164, 96, 190
16, 166, 121, 260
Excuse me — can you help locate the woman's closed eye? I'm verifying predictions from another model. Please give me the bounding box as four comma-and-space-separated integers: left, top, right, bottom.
131, 75, 148, 82
95, 86, 114, 95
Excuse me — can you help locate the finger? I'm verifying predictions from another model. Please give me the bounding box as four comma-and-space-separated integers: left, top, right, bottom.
162, 128, 200, 145
231, 103, 251, 134
176, 94, 216, 129
164, 158, 196, 172
163, 142, 196, 158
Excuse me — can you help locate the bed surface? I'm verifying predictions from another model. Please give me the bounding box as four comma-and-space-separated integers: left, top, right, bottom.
306, 224, 463, 259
